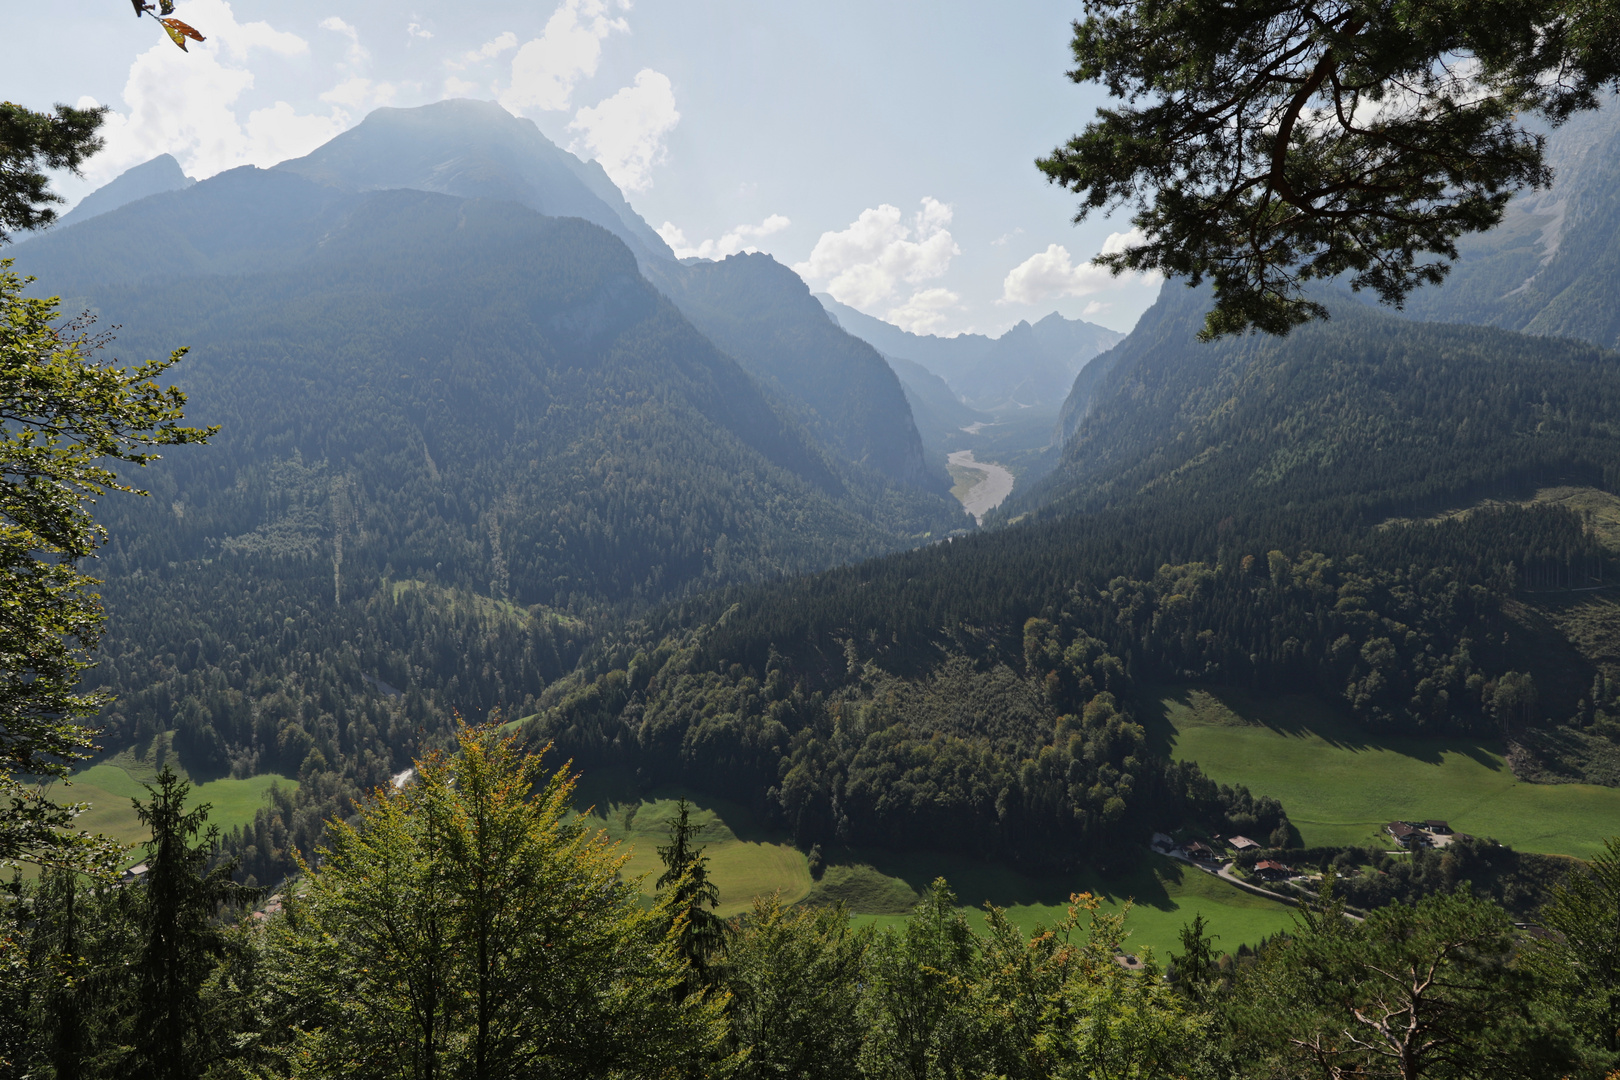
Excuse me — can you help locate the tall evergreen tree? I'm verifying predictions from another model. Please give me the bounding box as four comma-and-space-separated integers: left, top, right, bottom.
656, 799, 727, 985
129, 767, 252, 1080
0, 266, 210, 874
1040, 0, 1620, 336
1532, 837, 1620, 1065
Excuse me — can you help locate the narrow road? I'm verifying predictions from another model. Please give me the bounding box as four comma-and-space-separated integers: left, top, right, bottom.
947, 450, 1015, 524
1214, 862, 1300, 906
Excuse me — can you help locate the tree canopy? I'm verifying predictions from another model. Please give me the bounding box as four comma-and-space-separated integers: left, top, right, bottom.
0, 102, 105, 242
0, 264, 211, 874
1041, 0, 1620, 337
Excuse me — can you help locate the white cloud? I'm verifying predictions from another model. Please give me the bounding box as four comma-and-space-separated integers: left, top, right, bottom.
87, 1, 345, 184
999, 230, 1154, 305
321, 77, 397, 110
500, 0, 629, 114
319, 16, 369, 66
792, 198, 959, 310
447, 31, 518, 70
407, 21, 433, 40
885, 287, 961, 335
1083, 300, 1112, 317
657, 213, 790, 260
443, 75, 479, 97
568, 70, 679, 193
192, 0, 307, 60
241, 101, 351, 163
1100, 226, 1148, 257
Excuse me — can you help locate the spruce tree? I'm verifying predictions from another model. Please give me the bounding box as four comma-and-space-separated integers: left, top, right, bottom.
656, 799, 726, 986
128, 768, 251, 1080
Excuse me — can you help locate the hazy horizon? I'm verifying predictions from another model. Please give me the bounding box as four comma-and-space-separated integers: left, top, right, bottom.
10, 1, 1164, 337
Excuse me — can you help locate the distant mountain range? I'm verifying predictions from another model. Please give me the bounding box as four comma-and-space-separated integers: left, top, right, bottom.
275, 100, 675, 265
31, 100, 940, 497
41, 153, 195, 235
818, 294, 1123, 415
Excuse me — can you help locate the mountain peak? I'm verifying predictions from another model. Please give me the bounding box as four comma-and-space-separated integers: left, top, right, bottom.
42, 153, 195, 236
275, 100, 674, 263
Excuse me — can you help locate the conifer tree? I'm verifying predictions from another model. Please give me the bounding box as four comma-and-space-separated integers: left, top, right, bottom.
656, 798, 727, 985
128, 767, 252, 1080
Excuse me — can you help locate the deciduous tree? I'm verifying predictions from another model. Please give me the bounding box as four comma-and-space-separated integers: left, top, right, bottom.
269, 726, 731, 1079
0, 268, 211, 874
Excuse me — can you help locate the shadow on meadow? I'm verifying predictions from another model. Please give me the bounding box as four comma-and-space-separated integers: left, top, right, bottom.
1140, 684, 1504, 771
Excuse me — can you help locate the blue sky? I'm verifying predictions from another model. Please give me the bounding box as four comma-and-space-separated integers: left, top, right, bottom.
14, 1, 1163, 335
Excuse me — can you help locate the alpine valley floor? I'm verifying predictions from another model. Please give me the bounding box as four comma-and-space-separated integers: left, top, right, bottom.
573, 767, 1296, 959
1150, 685, 1620, 858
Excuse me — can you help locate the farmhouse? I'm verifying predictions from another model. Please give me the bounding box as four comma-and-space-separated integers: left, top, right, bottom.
1183, 841, 1217, 860
1387, 821, 1424, 845
1425, 820, 1452, 834
1228, 836, 1261, 852
1252, 860, 1292, 882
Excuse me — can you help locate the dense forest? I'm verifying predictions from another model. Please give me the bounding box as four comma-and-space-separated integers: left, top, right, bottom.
484, 281, 1620, 887
62, 247, 1620, 888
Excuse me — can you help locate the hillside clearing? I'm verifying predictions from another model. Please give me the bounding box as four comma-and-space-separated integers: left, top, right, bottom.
35, 739, 297, 868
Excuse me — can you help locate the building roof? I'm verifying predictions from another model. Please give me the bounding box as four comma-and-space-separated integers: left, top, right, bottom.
1388, 822, 1418, 837
1254, 860, 1291, 873
1425, 820, 1451, 831
1228, 836, 1260, 850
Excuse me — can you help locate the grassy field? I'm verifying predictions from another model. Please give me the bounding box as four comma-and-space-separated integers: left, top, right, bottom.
38, 739, 297, 865
573, 770, 814, 918
1150, 686, 1620, 858
822, 849, 1297, 959
571, 768, 1296, 956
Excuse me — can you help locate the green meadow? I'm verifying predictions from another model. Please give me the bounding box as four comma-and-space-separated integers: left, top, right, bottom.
573, 768, 1296, 958
1151, 686, 1620, 858
37, 738, 297, 867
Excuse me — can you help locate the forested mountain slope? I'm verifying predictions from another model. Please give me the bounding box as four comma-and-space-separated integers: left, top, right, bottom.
10, 168, 978, 870
883, 354, 990, 455
264, 101, 943, 492
523, 283, 1620, 879
1037, 283, 1620, 524
646, 254, 943, 490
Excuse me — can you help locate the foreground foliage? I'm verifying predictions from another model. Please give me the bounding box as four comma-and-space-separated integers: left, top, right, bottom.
5, 734, 1619, 1079
257, 726, 728, 1079
0, 265, 210, 874
1044, 0, 1620, 335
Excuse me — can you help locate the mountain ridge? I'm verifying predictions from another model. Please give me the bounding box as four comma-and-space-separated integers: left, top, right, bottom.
816, 293, 1123, 411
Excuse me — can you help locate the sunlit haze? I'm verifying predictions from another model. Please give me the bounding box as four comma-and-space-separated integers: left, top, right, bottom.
12, 0, 1164, 335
